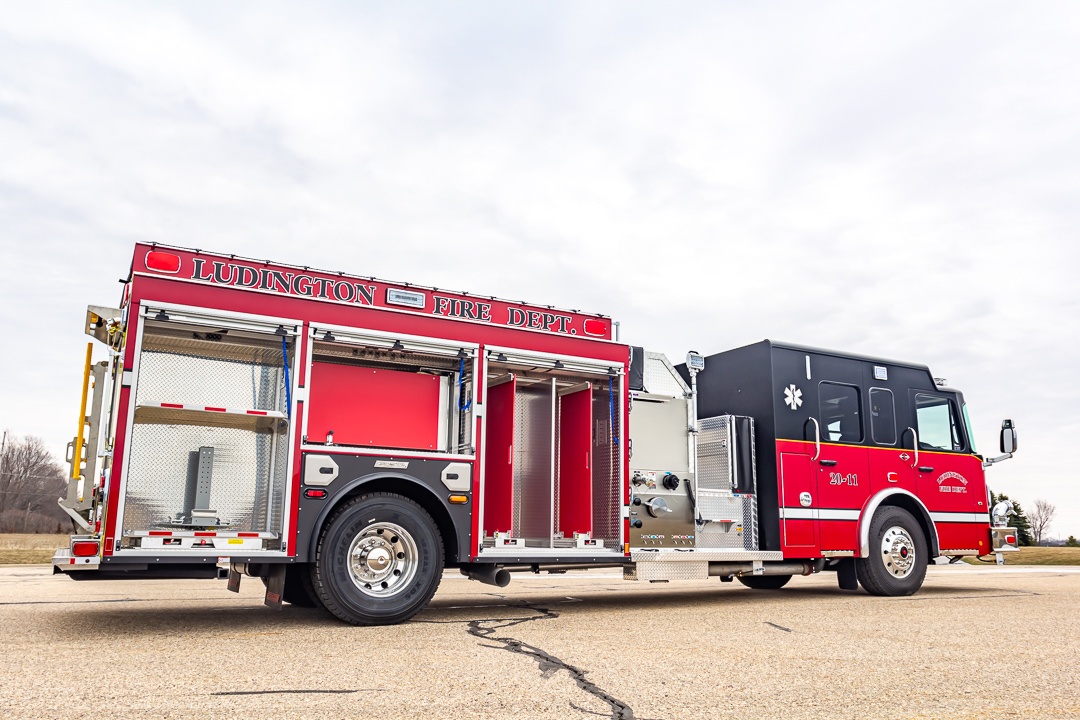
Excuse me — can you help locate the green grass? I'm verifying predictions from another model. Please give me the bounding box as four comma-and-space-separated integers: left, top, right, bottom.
0, 534, 69, 565
963, 546, 1080, 566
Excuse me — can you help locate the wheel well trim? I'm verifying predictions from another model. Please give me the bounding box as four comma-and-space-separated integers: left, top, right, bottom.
305, 472, 458, 563
859, 489, 939, 558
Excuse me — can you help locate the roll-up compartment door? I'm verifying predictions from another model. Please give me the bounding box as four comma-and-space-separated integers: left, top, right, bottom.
483, 377, 516, 535
307, 362, 444, 450
557, 385, 593, 537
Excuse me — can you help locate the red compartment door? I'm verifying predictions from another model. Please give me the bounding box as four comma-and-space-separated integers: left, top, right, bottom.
483, 378, 516, 535
557, 387, 593, 537
307, 363, 443, 450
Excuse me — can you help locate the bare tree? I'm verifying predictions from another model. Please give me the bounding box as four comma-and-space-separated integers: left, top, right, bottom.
0, 432, 71, 533
1028, 499, 1057, 545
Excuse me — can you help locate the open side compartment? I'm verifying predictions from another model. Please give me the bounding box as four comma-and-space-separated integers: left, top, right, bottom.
482, 354, 622, 553
120, 310, 296, 552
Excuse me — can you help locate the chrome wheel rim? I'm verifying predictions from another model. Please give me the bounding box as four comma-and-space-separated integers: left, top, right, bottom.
880, 525, 916, 578
347, 522, 418, 597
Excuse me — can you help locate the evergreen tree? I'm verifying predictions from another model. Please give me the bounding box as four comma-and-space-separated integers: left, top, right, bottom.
1066, 536, 1079, 548
989, 491, 1033, 546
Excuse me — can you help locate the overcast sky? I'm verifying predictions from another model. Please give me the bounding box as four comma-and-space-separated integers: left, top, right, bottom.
2, 2, 1078, 538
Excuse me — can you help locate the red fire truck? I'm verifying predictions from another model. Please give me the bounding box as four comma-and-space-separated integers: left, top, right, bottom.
54, 244, 1021, 624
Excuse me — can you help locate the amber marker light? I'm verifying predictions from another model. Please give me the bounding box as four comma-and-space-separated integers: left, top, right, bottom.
448, 495, 469, 504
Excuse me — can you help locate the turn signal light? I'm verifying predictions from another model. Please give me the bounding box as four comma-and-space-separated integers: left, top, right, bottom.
72, 541, 99, 557
448, 495, 469, 504
145, 250, 182, 274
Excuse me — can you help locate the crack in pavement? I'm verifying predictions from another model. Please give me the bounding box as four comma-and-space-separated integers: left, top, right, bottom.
764, 621, 793, 632
465, 604, 636, 719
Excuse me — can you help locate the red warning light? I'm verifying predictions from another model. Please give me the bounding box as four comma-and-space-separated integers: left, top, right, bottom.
1005, 534, 1016, 545
582, 318, 607, 337
145, 250, 181, 274
72, 541, 99, 557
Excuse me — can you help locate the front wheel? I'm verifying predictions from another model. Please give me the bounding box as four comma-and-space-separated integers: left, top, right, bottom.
311, 493, 444, 625
737, 574, 791, 590
856, 506, 928, 596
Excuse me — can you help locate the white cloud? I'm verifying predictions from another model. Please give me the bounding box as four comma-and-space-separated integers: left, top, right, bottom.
2, 1, 1078, 537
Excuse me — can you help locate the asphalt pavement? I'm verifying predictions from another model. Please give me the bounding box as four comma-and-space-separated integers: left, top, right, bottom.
2, 563, 1078, 719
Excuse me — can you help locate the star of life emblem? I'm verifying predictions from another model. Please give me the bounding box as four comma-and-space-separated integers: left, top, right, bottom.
784, 384, 802, 410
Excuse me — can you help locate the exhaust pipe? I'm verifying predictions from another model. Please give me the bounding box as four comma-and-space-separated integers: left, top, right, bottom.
708, 560, 824, 577
460, 564, 511, 588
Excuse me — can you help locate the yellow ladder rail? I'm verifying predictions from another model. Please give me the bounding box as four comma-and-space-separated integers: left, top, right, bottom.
72, 342, 93, 480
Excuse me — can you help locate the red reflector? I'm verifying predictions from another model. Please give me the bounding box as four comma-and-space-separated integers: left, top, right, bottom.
72, 541, 99, 557
145, 250, 182, 274
160, 403, 184, 409
246, 410, 268, 416
305, 488, 327, 499
204, 407, 227, 413
582, 318, 607, 337
148, 531, 172, 536
1006, 535, 1016, 545
194, 532, 216, 537
237, 532, 260, 538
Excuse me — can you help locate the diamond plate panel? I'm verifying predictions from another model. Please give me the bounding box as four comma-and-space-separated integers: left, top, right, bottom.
696, 415, 734, 493
642, 352, 689, 398
624, 560, 708, 581
122, 422, 288, 533
512, 383, 554, 547
741, 493, 759, 551
136, 350, 285, 412
696, 495, 748, 549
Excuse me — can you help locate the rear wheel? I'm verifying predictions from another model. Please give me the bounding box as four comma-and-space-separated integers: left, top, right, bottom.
856, 506, 927, 596
737, 574, 791, 590
311, 493, 444, 625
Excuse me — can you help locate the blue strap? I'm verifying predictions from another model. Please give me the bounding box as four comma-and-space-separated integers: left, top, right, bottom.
281, 336, 292, 419
458, 358, 472, 411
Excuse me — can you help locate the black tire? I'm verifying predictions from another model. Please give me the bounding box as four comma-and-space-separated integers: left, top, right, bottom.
856, 506, 928, 596
310, 493, 444, 625
737, 574, 792, 590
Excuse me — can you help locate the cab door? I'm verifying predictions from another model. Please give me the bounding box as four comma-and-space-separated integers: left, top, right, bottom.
813, 380, 870, 552
866, 386, 918, 499
910, 391, 985, 552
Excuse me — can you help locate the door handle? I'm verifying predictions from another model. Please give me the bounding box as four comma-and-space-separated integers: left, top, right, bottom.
918, 466, 934, 473
902, 427, 919, 468
818, 459, 838, 466
807, 417, 821, 461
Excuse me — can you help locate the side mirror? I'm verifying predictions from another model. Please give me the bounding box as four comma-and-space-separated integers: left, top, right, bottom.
1000, 419, 1018, 454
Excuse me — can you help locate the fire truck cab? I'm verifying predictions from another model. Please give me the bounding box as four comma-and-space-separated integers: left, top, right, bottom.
681, 341, 1012, 595
54, 244, 1020, 625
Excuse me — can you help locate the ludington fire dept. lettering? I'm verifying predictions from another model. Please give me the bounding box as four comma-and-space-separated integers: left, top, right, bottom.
172, 255, 592, 336
192, 258, 376, 305
936, 471, 969, 493
507, 307, 572, 333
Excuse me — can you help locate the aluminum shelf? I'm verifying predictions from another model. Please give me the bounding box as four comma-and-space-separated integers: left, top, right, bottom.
133, 404, 288, 432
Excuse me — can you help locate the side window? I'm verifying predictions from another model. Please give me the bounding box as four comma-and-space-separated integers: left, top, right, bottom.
819, 382, 862, 443
869, 388, 896, 445
915, 393, 965, 452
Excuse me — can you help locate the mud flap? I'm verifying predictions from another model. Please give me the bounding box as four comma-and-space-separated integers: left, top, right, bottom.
836, 558, 859, 591
227, 567, 242, 593
264, 565, 286, 609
